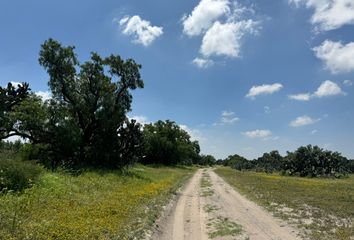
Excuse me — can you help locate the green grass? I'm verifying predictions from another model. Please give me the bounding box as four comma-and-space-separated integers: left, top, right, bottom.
0, 164, 195, 240
207, 216, 243, 239
200, 172, 214, 197
215, 167, 354, 240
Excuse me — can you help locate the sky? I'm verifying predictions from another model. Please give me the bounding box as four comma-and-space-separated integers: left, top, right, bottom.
1, 0, 354, 160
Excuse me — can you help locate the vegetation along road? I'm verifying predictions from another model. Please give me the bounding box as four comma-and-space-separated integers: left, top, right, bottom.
150, 168, 300, 240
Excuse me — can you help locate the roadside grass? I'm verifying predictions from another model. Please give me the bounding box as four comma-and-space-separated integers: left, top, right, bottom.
215, 167, 354, 240
0, 164, 195, 240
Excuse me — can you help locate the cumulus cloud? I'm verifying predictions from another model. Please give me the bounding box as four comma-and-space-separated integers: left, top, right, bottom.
290, 115, 320, 127
246, 83, 283, 99
200, 20, 258, 58
192, 57, 214, 68
119, 15, 163, 46
221, 111, 239, 124
213, 111, 239, 125
314, 80, 345, 97
182, 0, 230, 37
288, 93, 311, 101
35, 91, 51, 102
183, 0, 260, 68
243, 129, 272, 138
289, 80, 345, 101
313, 40, 354, 74
179, 124, 205, 141
289, 0, 354, 32
343, 80, 353, 86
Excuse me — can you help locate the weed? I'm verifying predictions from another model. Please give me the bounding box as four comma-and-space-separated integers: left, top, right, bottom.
208, 216, 243, 238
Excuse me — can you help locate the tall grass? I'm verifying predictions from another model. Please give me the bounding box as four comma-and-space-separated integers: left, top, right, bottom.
0, 165, 194, 239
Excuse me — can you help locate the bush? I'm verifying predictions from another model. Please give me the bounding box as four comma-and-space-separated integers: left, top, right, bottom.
284, 145, 348, 177
0, 159, 42, 192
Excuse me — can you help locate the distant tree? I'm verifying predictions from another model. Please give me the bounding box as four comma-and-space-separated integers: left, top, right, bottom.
284, 145, 348, 177
222, 154, 253, 170
347, 160, 354, 173
142, 120, 200, 165
198, 154, 216, 166
254, 150, 284, 173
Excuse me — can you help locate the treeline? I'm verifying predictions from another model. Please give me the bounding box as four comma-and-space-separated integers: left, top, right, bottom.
222, 145, 354, 177
0, 39, 212, 172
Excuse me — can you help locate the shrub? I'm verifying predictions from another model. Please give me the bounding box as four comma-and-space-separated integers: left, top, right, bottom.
284, 145, 348, 177
0, 159, 42, 192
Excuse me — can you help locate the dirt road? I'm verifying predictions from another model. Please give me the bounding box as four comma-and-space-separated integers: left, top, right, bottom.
150, 168, 300, 240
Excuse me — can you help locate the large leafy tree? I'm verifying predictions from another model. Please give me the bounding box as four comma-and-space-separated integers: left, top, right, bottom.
36, 39, 144, 168
142, 120, 200, 165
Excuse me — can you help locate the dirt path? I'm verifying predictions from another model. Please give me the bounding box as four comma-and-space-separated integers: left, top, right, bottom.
150, 168, 301, 240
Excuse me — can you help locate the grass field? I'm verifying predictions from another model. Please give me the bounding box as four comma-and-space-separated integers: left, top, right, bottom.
215, 167, 354, 240
0, 165, 195, 240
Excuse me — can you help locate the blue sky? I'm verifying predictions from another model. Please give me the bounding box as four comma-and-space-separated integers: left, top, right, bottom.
1, 0, 354, 159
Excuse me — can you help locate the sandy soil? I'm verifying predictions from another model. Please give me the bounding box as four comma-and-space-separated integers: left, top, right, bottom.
149, 168, 301, 240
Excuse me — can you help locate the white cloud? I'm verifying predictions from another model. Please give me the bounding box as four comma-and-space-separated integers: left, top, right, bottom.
290, 115, 320, 127
314, 80, 345, 97
10, 81, 22, 87
264, 106, 270, 114
214, 111, 239, 125
182, 0, 230, 37
183, 0, 260, 68
288, 93, 311, 101
119, 15, 163, 46
129, 115, 150, 125
200, 20, 258, 58
35, 91, 51, 101
313, 40, 354, 74
243, 129, 272, 138
311, 129, 318, 134
289, 0, 354, 32
246, 83, 283, 99
179, 125, 205, 142
192, 57, 214, 68
288, 80, 345, 101
221, 111, 239, 124
343, 80, 353, 86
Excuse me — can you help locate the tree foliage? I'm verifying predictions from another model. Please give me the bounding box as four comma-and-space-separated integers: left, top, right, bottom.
225, 145, 350, 177
1, 39, 144, 169
142, 120, 200, 165
284, 145, 348, 177
0, 82, 30, 140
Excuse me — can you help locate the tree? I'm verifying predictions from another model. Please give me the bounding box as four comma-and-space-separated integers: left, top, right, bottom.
198, 154, 216, 166
37, 39, 144, 168
254, 150, 284, 173
0, 82, 30, 140
2, 39, 144, 169
222, 154, 253, 170
142, 120, 200, 165
284, 145, 348, 177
